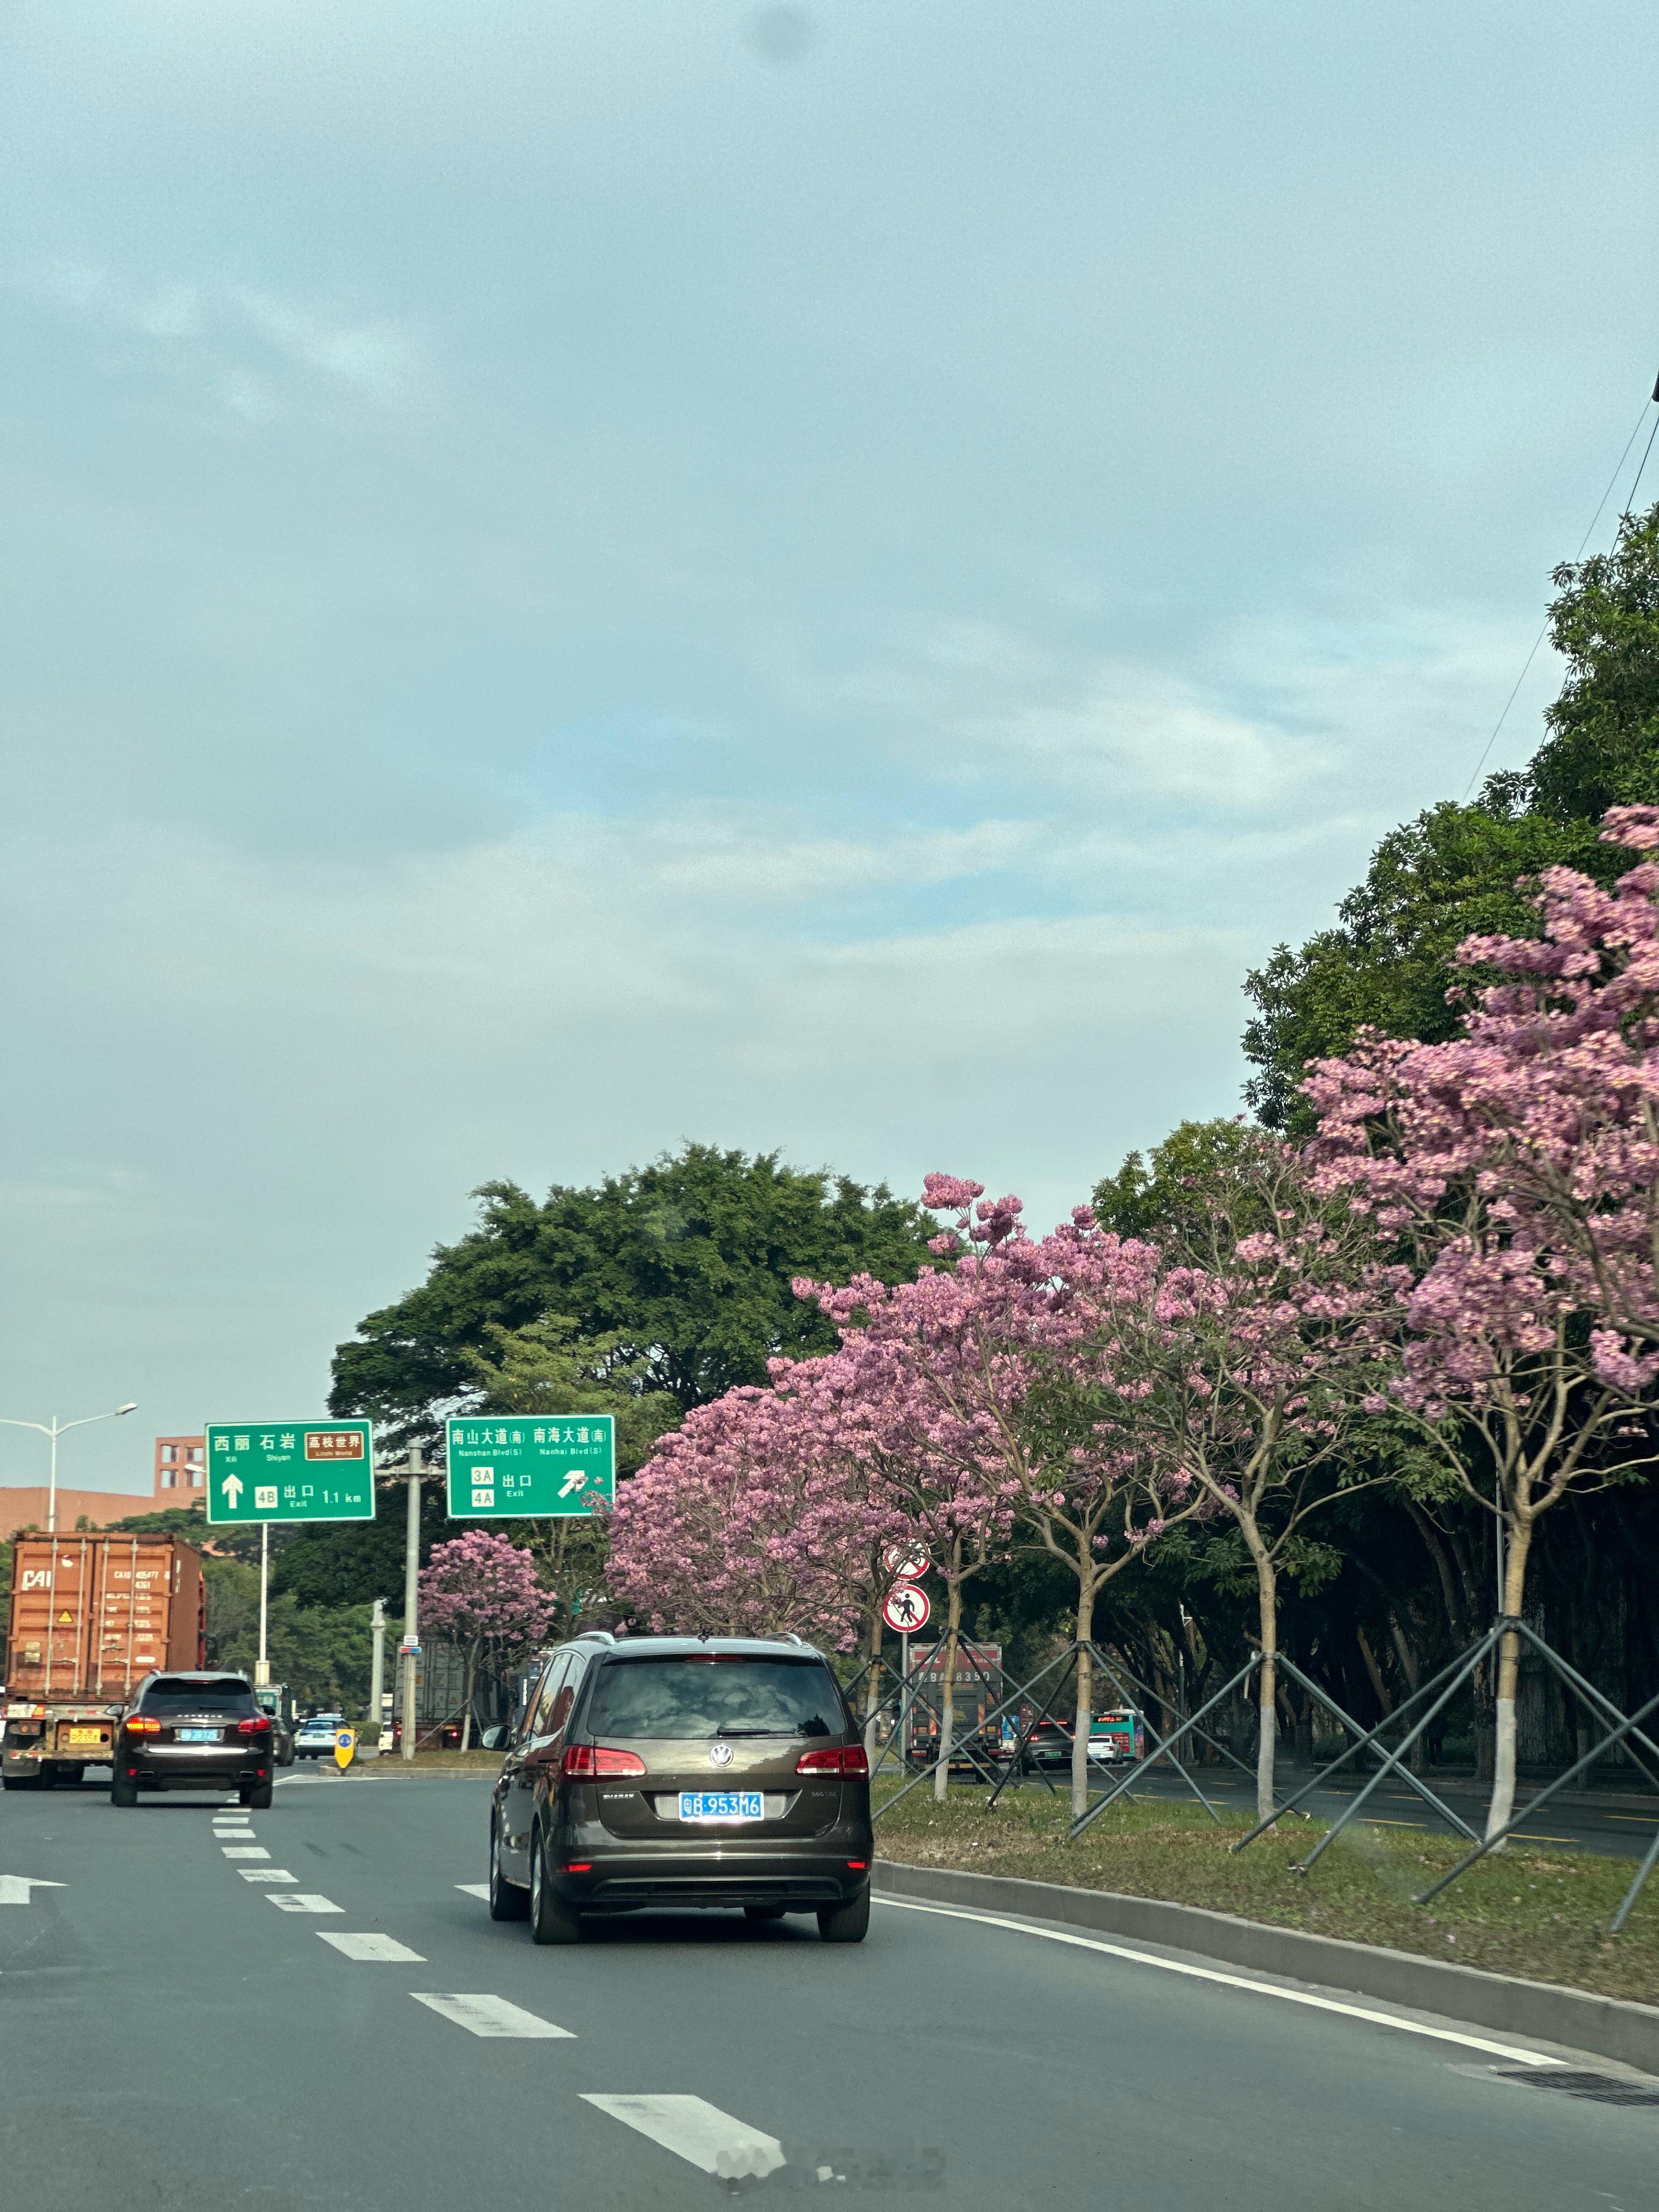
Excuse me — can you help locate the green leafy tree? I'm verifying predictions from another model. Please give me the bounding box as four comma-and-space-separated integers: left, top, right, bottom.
329, 1143, 934, 1435
202, 1558, 380, 1716
1243, 503, 1659, 1129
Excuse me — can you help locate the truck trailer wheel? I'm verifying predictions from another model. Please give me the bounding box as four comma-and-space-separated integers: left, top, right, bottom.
3, 1772, 42, 1792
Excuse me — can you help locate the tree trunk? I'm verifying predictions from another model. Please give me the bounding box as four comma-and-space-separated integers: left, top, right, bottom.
460, 1644, 478, 1753
1071, 1580, 1096, 1822
1485, 1515, 1534, 1842
864, 1609, 883, 1765
1250, 1537, 1279, 1822
933, 1578, 962, 1804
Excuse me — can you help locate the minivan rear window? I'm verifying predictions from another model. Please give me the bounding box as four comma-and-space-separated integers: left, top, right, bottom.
586, 1657, 846, 1741
142, 1677, 255, 1714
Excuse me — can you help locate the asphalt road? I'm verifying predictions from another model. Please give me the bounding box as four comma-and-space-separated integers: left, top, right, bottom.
1, 1770, 1654, 2211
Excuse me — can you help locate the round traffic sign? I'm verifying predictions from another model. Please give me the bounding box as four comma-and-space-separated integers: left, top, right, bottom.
881, 1542, 928, 1581
882, 1583, 930, 1635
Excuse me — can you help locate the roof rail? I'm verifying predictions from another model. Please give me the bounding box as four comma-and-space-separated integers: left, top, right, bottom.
571, 1628, 615, 1646
781, 1632, 810, 1648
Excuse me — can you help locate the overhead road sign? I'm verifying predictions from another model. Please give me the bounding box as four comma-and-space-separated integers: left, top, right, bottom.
205, 1424, 376, 1525
882, 1584, 930, 1635
445, 1416, 615, 1519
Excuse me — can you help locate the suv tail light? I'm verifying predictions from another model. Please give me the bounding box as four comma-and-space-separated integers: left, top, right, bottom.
561, 1743, 646, 1779
795, 1746, 870, 1777
124, 1716, 161, 1735
237, 1717, 272, 1737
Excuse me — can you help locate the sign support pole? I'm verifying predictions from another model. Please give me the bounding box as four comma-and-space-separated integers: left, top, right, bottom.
255, 1522, 270, 1688
401, 1443, 422, 1764
900, 1631, 910, 1768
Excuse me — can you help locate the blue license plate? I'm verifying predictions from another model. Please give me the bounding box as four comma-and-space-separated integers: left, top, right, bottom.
678, 1791, 764, 1823
177, 1728, 221, 1742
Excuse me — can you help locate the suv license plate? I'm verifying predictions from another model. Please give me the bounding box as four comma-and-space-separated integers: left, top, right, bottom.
177, 1728, 221, 1742
678, 1791, 763, 1823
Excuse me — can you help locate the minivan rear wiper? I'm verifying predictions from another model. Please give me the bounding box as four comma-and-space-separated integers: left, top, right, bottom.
713, 1725, 780, 1737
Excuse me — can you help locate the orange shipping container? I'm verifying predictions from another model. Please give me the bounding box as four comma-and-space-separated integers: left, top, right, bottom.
6, 1534, 206, 1702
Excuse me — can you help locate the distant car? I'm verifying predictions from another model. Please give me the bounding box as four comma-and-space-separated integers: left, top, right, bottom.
1020, 1718, 1075, 1771
254, 1689, 296, 1767
111, 1672, 274, 1808
294, 1713, 346, 1760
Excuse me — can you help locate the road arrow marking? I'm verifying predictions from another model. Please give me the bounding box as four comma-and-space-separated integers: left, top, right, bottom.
0, 1876, 66, 1905
222, 1473, 244, 1508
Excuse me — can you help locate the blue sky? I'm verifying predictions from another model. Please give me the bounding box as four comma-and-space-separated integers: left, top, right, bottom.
2, 1, 1656, 1492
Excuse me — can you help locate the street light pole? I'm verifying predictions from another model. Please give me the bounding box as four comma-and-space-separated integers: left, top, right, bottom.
256, 1522, 270, 1688
0, 1404, 138, 1535
402, 1443, 423, 1764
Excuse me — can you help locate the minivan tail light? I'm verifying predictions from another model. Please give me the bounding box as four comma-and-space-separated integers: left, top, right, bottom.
795, 1746, 869, 1777
561, 1743, 646, 1779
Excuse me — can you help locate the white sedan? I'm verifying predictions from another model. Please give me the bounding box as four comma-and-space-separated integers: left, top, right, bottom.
294, 1713, 346, 1760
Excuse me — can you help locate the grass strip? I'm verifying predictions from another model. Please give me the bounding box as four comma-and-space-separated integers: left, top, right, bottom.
873, 1780, 1659, 2006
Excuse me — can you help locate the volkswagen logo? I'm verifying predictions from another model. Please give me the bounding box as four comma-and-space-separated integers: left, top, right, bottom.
708, 1741, 735, 1769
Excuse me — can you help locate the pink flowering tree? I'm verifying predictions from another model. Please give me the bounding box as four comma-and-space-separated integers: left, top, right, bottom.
803, 1178, 1208, 1816
419, 1531, 555, 1751
814, 1177, 1212, 1814
1071, 1137, 1392, 1820
1307, 804, 1659, 1837
606, 1370, 905, 1649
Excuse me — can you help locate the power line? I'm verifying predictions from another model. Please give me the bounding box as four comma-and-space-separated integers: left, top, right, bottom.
1461, 383, 1658, 802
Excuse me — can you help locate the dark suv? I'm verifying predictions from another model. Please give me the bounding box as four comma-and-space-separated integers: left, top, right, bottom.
112, 1672, 274, 1808
489, 1633, 873, 1944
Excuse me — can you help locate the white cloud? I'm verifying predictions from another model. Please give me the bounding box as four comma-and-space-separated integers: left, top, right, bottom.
25, 260, 426, 418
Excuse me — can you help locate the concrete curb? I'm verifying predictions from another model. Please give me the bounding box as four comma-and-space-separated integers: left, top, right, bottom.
874, 1859, 1659, 2075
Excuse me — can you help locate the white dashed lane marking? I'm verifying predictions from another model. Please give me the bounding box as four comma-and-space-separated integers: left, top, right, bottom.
318, 1933, 425, 1961
266, 1893, 342, 1915
410, 1994, 575, 2039
581, 2095, 786, 2180
239, 1870, 298, 1883
455, 1884, 490, 1901
222, 1847, 269, 1860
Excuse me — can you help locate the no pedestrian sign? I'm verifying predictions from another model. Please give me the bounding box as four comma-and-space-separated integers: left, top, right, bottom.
882, 1583, 930, 1635
445, 1415, 616, 1519
204, 1423, 377, 1525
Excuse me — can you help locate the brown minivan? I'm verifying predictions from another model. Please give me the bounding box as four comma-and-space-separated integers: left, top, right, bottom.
488, 1633, 873, 1944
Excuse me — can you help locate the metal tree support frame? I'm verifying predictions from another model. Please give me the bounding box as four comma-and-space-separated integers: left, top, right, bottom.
1217, 1615, 1659, 1933
1066, 1648, 1295, 1840
1226, 1637, 1494, 1865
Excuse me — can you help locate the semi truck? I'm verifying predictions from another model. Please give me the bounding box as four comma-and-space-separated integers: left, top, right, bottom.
2, 1532, 207, 1789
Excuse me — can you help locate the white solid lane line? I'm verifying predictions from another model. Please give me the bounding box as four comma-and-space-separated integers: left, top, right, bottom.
410, 1994, 575, 2040
239, 1870, 298, 1882
266, 1893, 342, 1915
581, 2095, 786, 2181
318, 1933, 426, 1962
222, 1847, 269, 1860
876, 1900, 1565, 2069
454, 1884, 490, 1901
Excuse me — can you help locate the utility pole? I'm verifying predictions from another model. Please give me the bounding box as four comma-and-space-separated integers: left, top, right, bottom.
368, 1597, 386, 1755
401, 1442, 423, 1763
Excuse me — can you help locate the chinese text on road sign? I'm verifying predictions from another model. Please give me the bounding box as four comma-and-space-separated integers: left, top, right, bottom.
205, 1424, 376, 1525
445, 1416, 616, 1519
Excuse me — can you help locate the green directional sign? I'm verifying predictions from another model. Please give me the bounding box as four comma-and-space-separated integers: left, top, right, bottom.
205, 1422, 377, 1525
445, 1415, 615, 1519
